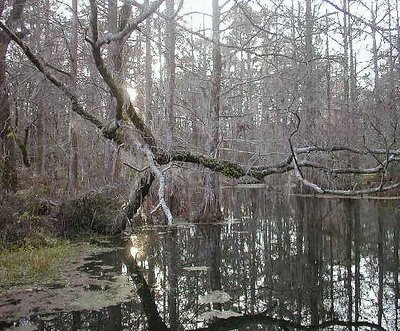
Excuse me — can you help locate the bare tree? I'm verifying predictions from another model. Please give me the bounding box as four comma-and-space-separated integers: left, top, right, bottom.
68, 0, 79, 193
0, 0, 27, 190
197, 0, 223, 221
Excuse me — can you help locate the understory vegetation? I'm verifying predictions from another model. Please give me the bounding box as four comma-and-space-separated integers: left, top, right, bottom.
0, 240, 72, 289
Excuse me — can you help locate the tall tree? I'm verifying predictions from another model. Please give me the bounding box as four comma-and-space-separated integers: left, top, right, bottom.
68, 0, 79, 193
304, 0, 317, 130
197, 0, 223, 221
0, 0, 27, 191
165, 0, 175, 144
144, 0, 153, 125
35, 0, 50, 175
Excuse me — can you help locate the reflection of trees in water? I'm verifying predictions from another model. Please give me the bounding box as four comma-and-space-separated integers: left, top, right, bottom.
394, 213, 400, 331
221, 193, 398, 330
10, 195, 398, 331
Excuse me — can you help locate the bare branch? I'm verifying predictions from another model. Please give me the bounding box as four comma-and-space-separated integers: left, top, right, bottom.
294, 145, 400, 156
322, 0, 399, 51
96, 0, 165, 47
288, 113, 324, 193
123, 162, 149, 173
298, 156, 400, 175
0, 21, 106, 132
323, 182, 400, 196
137, 141, 173, 225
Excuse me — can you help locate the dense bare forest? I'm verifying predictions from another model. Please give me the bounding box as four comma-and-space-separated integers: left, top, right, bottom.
2, 1, 400, 330
1, 0, 400, 237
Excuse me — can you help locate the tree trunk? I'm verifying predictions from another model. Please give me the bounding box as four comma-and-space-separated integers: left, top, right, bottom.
371, 3, 380, 104
104, 0, 118, 183
197, 0, 223, 222
0, 41, 17, 191
165, 0, 176, 144
342, 0, 350, 114
36, 0, 50, 175
325, 16, 332, 133
304, 0, 316, 130
0, 0, 27, 191
36, 88, 46, 174
68, 0, 79, 193
145, 0, 153, 126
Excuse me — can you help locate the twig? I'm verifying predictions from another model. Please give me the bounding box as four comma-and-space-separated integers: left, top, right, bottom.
123, 162, 149, 173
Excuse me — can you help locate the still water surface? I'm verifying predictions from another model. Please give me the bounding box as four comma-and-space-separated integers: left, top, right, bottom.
2, 195, 399, 330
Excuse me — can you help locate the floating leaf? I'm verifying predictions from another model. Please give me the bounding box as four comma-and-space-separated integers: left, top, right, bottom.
199, 290, 231, 304
198, 309, 242, 321
182, 266, 209, 272
7, 325, 38, 331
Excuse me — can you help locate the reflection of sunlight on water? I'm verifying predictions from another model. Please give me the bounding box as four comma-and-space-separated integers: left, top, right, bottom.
129, 235, 150, 271
129, 234, 143, 260
126, 85, 137, 101
121, 263, 127, 275
130, 246, 140, 259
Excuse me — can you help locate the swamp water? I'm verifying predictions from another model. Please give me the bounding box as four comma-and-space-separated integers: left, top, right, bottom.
0, 195, 399, 330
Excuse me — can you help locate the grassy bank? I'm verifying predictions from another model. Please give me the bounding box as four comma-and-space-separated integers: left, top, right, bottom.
0, 240, 80, 290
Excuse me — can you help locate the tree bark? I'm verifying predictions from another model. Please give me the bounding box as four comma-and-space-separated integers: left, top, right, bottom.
197, 0, 223, 222
0, 41, 17, 191
304, 0, 316, 130
0, 0, 27, 191
144, 0, 153, 126
165, 0, 175, 144
35, 0, 50, 174
68, 0, 80, 193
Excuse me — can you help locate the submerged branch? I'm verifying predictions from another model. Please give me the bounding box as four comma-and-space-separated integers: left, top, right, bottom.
323, 182, 400, 196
